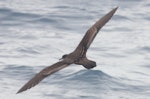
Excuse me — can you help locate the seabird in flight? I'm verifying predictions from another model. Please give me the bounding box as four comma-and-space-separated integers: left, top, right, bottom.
17, 7, 118, 93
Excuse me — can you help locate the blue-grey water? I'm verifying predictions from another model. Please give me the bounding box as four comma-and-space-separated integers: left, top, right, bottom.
0, 0, 150, 99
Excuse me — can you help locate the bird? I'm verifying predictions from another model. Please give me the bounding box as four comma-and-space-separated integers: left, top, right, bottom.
17, 7, 118, 94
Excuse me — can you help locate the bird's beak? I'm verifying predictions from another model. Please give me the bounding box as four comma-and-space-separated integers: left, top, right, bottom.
59, 58, 63, 61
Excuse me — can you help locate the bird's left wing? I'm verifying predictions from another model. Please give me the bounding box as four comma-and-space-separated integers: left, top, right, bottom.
17, 61, 70, 94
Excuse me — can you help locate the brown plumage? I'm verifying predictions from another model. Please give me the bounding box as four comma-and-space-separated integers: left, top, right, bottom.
17, 7, 118, 94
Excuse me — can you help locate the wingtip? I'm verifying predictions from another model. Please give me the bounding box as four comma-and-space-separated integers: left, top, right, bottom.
16, 87, 26, 94
113, 6, 119, 12
108, 6, 118, 16
16, 91, 20, 94
16, 89, 22, 94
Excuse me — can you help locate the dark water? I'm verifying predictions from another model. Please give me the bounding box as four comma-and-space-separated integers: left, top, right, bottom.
0, 0, 150, 99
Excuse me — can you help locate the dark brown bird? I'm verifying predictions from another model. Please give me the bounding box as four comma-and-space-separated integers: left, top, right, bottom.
17, 7, 118, 93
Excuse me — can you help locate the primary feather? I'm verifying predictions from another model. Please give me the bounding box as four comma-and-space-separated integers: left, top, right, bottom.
17, 61, 70, 93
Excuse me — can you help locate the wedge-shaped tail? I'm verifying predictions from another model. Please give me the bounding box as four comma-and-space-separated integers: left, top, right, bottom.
75, 57, 96, 69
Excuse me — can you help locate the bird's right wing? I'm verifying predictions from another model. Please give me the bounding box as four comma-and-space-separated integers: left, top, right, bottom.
17, 61, 70, 94
75, 7, 118, 52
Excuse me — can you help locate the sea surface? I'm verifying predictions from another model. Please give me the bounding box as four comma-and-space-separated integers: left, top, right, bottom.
0, 0, 150, 99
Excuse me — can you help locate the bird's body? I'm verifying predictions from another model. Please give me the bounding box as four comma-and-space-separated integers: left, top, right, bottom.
17, 7, 118, 93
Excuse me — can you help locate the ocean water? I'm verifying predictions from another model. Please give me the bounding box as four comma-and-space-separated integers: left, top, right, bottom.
0, 0, 150, 99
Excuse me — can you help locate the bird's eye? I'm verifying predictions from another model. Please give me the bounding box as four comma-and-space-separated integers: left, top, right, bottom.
62, 54, 68, 58
59, 54, 68, 60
